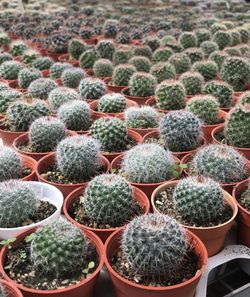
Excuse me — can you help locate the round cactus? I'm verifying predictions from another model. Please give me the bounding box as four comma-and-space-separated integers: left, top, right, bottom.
0, 147, 22, 182
121, 143, 175, 184
68, 38, 86, 60
84, 174, 136, 226
155, 80, 186, 110
91, 117, 128, 152
173, 176, 226, 225
220, 57, 250, 91
212, 30, 232, 50
10, 40, 27, 56
224, 104, 250, 148
238, 92, 250, 105
229, 29, 242, 46
33, 56, 54, 71
0, 89, 22, 114
28, 78, 57, 100
29, 117, 67, 153
237, 27, 250, 43
124, 106, 159, 129
30, 218, 88, 277
98, 93, 126, 113
0, 180, 39, 228
93, 59, 114, 77
191, 144, 248, 183
117, 32, 131, 45
128, 72, 157, 97
22, 50, 40, 65
0, 32, 11, 45
196, 28, 211, 46
132, 45, 152, 59
150, 62, 176, 83
61, 67, 85, 88
129, 56, 152, 73
113, 46, 132, 65
200, 41, 219, 57
169, 52, 191, 74
48, 87, 80, 112
18, 68, 42, 89
58, 100, 91, 131
224, 47, 242, 57
50, 62, 72, 80
186, 95, 220, 125
180, 71, 204, 95
143, 35, 160, 52
152, 47, 173, 62
184, 48, 204, 64
178, 32, 198, 49
209, 50, 229, 70
210, 23, 227, 35
96, 39, 116, 60
0, 60, 23, 80
56, 135, 101, 181
0, 53, 13, 65
79, 48, 99, 69
159, 111, 202, 152
103, 20, 119, 38
192, 60, 218, 81
122, 214, 188, 278
203, 80, 233, 108
79, 77, 106, 100
112, 64, 136, 87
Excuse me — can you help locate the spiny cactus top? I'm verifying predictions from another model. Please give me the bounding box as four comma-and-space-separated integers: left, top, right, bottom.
122, 214, 188, 278
48, 87, 80, 112
178, 32, 198, 49
0, 146, 22, 182
180, 71, 204, 96
0, 60, 23, 80
33, 56, 54, 71
10, 40, 27, 56
68, 38, 86, 60
200, 41, 219, 57
224, 103, 250, 148
173, 176, 226, 225
169, 52, 191, 74
61, 67, 85, 89
112, 64, 136, 87
124, 106, 159, 129
79, 48, 99, 69
79, 77, 106, 100
191, 144, 248, 183
192, 60, 218, 81
84, 174, 136, 226
238, 92, 250, 105
18, 67, 42, 89
113, 46, 132, 65
30, 218, 88, 277
152, 47, 174, 63
50, 62, 72, 80
121, 143, 175, 184
0, 180, 39, 228
159, 111, 202, 152
93, 58, 114, 77
98, 93, 126, 113
128, 72, 157, 97
129, 56, 152, 73
56, 135, 101, 182
96, 39, 116, 60
0, 89, 22, 114
28, 78, 58, 100
212, 30, 232, 50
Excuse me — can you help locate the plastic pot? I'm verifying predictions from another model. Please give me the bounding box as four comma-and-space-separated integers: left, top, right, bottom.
212, 125, 250, 160
0, 279, 23, 297
63, 185, 150, 243
143, 129, 206, 159
121, 87, 152, 106
232, 179, 250, 248
103, 77, 126, 93
0, 227, 104, 297
104, 228, 207, 297
20, 154, 37, 181
13, 130, 77, 161
0, 181, 63, 240
111, 154, 181, 198
151, 180, 238, 257
36, 152, 110, 198
58, 54, 79, 66
8, 80, 27, 93
0, 123, 25, 146
45, 50, 67, 62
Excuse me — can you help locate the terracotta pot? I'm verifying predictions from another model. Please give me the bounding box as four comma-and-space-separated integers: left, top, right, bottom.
211, 125, 250, 160
89, 99, 138, 119
127, 126, 158, 137
232, 179, 250, 247
103, 77, 126, 93
58, 54, 79, 66
0, 227, 104, 297
122, 87, 152, 105
20, 155, 37, 181
8, 79, 27, 93
104, 228, 207, 297
36, 152, 110, 198
41, 69, 50, 77
0, 123, 26, 146
63, 185, 150, 243
151, 180, 238, 257
201, 110, 227, 143
1, 44, 10, 51
55, 78, 62, 85
13, 130, 77, 161
84, 37, 98, 45
146, 97, 182, 114
45, 51, 67, 62
111, 154, 181, 198
143, 129, 206, 159
181, 153, 250, 194
0, 279, 23, 297
89, 129, 143, 163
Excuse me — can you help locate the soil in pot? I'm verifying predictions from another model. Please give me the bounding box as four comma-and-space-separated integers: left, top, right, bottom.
238, 188, 250, 212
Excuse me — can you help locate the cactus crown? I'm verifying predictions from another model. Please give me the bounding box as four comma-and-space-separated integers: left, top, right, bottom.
68, 38, 86, 60
0, 146, 22, 182
0, 89, 22, 114
192, 60, 218, 81
61, 67, 85, 89
129, 56, 152, 73
93, 58, 114, 78
98, 93, 126, 113
178, 32, 198, 49
124, 106, 159, 129
152, 47, 174, 63
33, 56, 54, 71
79, 77, 106, 100
128, 72, 157, 97
113, 46, 132, 65
112, 64, 136, 87
0, 60, 23, 80
50, 62, 72, 80
150, 62, 176, 83
28, 78, 57, 100
180, 71, 204, 96
79, 48, 99, 69
18, 67, 42, 89
96, 39, 116, 60
169, 52, 191, 74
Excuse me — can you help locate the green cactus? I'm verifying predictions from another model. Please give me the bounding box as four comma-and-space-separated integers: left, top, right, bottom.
0, 32, 11, 45
0, 89, 22, 114
191, 144, 248, 183
50, 62, 72, 80
124, 106, 159, 129
169, 52, 191, 74
210, 23, 227, 35
112, 64, 136, 86
178, 32, 198, 49
0, 53, 13, 65
229, 29, 242, 46
33, 56, 54, 71
184, 48, 204, 64
224, 47, 242, 57
121, 143, 175, 183
93, 58, 114, 77
155, 80, 186, 110
0, 60, 23, 80
98, 93, 126, 113
180, 71, 204, 95
84, 174, 136, 226
200, 41, 219, 57
117, 32, 131, 45
152, 47, 173, 62
0, 180, 39, 228
128, 72, 157, 97
143, 35, 160, 52
238, 92, 250, 105
68, 38, 86, 60
209, 50, 229, 70
237, 27, 250, 43
0, 147, 22, 182
96, 39, 116, 60
132, 45, 152, 59
196, 29, 211, 46
22, 50, 40, 65
173, 176, 225, 225
28, 78, 57, 100
79, 77, 106, 100
103, 20, 119, 38
48, 87, 80, 112
129, 56, 152, 73
150, 62, 176, 83
58, 100, 91, 131
91, 117, 128, 152
10, 40, 27, 56
113, 46, 132, 65
159, 111, 202, 152
61, 67, 85, 88
213, 30, 232, 50
18, 68, 42, 89
192, 60, 218, 81
79, 49, 99, 69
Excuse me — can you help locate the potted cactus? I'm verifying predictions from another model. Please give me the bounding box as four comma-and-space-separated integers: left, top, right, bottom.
0, 180, 63, 240
61, 67, 85, 88
0, 60, 23, 83
150, 62, 176, 84
36, 135, 110, 197
104, 214, 207, 297
0, 279, 23, 297
180, 71, 204, 97
63, 174, 150, 242
0, 218, 104, 297
79, 77, 107, 102
151, 177, 238, 256
90, 117, 142, 162
28, 77, 58, 100
92, 58, 114, 80
0, 89, 22, 118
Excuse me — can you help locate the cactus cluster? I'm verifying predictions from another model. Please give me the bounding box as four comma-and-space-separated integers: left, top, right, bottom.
112, 64, 136, 86
180, 71, 204, 95
128, 72, 157, 97
79, 77, 106, 100
0, 147, 22, 182
28, 78, 57, 100
93, 58, 114, 77
18, 68, 42, 89
0, 89, 22, 114
124, 106, 159, 129
50, 62, 72, 79
0, 60, 23, 80
48, 87, 80, 112
98, 93, 126, 113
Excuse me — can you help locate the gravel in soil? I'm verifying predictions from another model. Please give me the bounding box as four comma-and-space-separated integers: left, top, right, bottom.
239, 189, 250, 212
5, 241, 98, 290
22, 167, 32, 178
112, 247, 199, 287
18, 142, 48, 153
68, 195, 143, 229
155, 186, 233, 227
3, 201, 56, 228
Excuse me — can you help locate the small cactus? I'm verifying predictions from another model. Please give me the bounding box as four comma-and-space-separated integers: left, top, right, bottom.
200, 41, 219, 57
124, 106, 159, 129
113, 46, 132, 65
128, 72, 157, 97
93, 59, 114, 77
50, 62, 72, 80
143, 35, 160, 52
0, 60, 23, 80
68, 38, 86, 60
28, 78, 57, 100
192, 60, 218, 81
196, 28, 211, 46
79, 48, 99, 69
18, 68, 42, 89
169, 52, 191, 74
22, 50, 40, 65
96, 39, 116, 60
79, 77, 106, 100
33, 56, 54, 71
150, 62, 176, 83
10, 40, 27, 56
152, 47, 173, 62
103, 20, 119, 38
0, 53, 13, 65
132, 45, 152, 59
209, 50, 229, 70
129, 56, 152, 73
98, 93, 126, 113
61, 67, 85, 88
180, 71, 204, 95
178, 32, 198, 49
212, 30, 232, 50
184, 48, 204, 64
48, 87, 80, 112
0, 89, 22, 114
0, 147, 22, 182
112, 64, 136, 86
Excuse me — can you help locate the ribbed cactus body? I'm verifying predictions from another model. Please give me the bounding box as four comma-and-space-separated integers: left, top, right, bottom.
79, 77, 106, 100
50, 62, 72, 79
129, 56, 152, 73
48, 87, 80, 112
192, 60, 218, 81
180, 71, 204, 95
18, 68, 42, 89
96, 39, 115, 60
152, 47, 173, 62
33, 56, 54, 71
169, 53, 191, 74
79, 49, 99, 69
150, 62, 176, 83
213, 30, 232, 49
68, 38, 86, 60
0, 89, 22, 114
61, 67, 85, 88
125, 106, 158, 129
200, 41, 219, 57
10, 40, 27, 56
98, 93, 126, 113
28, 78, 57, 100
179, 32, 197, 49
129, 72, 157, 97
209, 50, 229, 70
113, 46, 132, 65
0, 147, 22, 182
0, 61, 23, 80
112, 64, 136, 86
93, 59, 114, 77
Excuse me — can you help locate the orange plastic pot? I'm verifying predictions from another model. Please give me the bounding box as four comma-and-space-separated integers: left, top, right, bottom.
104, 228, 207, 297
36, 152, 110, 198
143, 129, 206, 159
151, 180, 238, 257
0, 227, 104, 297
0, 279, 23, 297
103, 77, 126, 93
63, 185, 150, 243
111, 154, 181, 198
232, 179, 250, 247
122, 87, 152, 106
20, 155, 37, 181
0, 123, 25, 146
58, 54, 79, 66
8, 79, 27, 93
45, 51, 67, 62
41, 69, 50, 77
